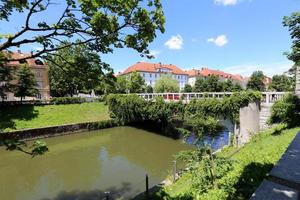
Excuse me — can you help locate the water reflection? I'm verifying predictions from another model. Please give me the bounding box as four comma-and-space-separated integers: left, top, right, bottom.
185, 131, 230, 151
0, 126, 191, 200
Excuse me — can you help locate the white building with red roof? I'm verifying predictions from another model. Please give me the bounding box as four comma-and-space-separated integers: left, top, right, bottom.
186, 67, 248, 88
121, 62, 189, 90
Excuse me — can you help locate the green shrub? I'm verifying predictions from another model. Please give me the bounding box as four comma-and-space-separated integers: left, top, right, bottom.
161, 126, 299, 200
106, 91, 262, 137
106, 94, 148, 124
269, 94, 300, 127
87, 119, 119, 130
50, 97, 86, 105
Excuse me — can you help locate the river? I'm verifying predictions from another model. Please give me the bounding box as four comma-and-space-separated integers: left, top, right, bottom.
0, 126, 191, 200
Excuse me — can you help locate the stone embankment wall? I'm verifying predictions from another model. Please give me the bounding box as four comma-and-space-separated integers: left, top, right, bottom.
0, 119, 118, 141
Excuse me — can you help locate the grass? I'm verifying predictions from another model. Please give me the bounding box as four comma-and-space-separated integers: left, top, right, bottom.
159, 125, 300, 200
0, 102, 110, 132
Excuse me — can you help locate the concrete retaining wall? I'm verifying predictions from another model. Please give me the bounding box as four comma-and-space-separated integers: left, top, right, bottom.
0, 120, 118, 141
238, 102, 260, 145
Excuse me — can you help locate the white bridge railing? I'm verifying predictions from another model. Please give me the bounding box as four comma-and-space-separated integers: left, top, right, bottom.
137, 92, 287, 105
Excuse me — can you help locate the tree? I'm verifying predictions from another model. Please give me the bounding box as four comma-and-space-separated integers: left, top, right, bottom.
127, 72, 146, 93
283, 12, 300, 94
206, 75, 222, 92
47, 43, 112, 97
154, 75, 179, 93
247, 71, 265, 91
194, 77, 208, 92
184, 84, 193, 93
115, 75, 128, 94
222, 80, 242, 92
232, 83, 243, 92
269, 74, 294, 92
14, 65, 38, 102
146, 85, 154, 93
0, 0, 165, 64
0, 52, 13, 100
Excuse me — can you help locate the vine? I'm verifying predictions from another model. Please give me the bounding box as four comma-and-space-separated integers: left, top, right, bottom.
106, 91, 262, 137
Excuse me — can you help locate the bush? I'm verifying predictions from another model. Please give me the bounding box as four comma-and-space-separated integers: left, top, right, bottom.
269, 94, 300, 127
50, 97, 86, 105
161, 125, 299, 200
87, 119, 119, 130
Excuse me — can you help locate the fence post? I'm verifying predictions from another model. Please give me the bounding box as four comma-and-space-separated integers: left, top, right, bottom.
173, 160, 177, 182
146, 174, 149, 196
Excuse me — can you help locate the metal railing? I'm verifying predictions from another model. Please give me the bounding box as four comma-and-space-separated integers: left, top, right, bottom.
137, 92, 287, 104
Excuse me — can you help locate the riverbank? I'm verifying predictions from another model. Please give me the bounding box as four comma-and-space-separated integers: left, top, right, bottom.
154, 125, 300, 200
0, 102, 109, 132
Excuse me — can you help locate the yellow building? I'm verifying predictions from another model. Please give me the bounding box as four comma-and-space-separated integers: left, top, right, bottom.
1, 51, 50, 101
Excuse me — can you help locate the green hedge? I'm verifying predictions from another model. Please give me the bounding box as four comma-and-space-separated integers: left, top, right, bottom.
106, 91, 261, 137
50, 97, 86, 105
87, 119, 119, 130
269, 93, 300, 127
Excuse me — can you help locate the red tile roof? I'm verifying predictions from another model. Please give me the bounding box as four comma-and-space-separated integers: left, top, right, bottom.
3, 51, 46, 68
122, 62, 188, 75
186, 68, 246, 82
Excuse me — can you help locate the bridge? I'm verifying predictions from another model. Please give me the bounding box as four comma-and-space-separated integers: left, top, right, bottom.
137, 92, 286, 105
137, 92, 287, 131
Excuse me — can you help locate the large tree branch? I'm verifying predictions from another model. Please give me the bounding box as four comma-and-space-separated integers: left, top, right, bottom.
0, 0, 158, 62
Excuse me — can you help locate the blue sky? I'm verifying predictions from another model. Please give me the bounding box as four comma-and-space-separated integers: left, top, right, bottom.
1, 0, 300, 77
103, 0, 300, 77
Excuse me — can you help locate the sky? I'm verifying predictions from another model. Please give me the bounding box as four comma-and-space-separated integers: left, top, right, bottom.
1, 0, 300, 77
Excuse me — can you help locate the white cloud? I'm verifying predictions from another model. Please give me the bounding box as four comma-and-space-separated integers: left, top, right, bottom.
148, 50, 161, 58
164, 35, 184, 50
222, 62, 293, 77
214, 0, 239, 6
207, 35, 228, 47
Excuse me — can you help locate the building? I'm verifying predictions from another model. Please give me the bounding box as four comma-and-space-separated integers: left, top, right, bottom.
121, 62, 189, 90
186, 68, 248, 88
0, 51, 50, 101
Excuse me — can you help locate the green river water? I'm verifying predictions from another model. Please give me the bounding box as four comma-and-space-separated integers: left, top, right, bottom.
0, 126, 191, 200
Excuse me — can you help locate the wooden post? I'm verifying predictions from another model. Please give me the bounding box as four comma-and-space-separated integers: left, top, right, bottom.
146, 174, 149, 196
173, 160, 177, 182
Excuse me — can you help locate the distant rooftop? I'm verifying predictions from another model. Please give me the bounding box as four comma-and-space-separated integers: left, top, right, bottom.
122, 62, 189, 75
186, 68, 246, 82
2, 50, 45, 67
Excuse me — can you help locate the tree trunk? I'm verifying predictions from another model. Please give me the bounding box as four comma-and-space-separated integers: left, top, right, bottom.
296, 65, 300, 98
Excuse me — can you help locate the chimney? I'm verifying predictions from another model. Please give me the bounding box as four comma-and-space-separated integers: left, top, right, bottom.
31, 51, 34, 55
17, 50, 21, 54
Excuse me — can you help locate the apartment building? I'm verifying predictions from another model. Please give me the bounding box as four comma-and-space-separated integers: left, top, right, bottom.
121, 62, 189, 90
186, 68, 248, 88
1, 51, 50, 101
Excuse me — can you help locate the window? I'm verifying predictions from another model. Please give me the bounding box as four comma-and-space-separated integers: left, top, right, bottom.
19, 60, 28, 64
35, 71, 42, 78
150, 80, 152, 85
36, 94, 42, 99
143, 73, 145, 78
150, 73, 152, 78
155, 74, 157, 78
37, 81, 43, 89
35, 59, 44, 65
